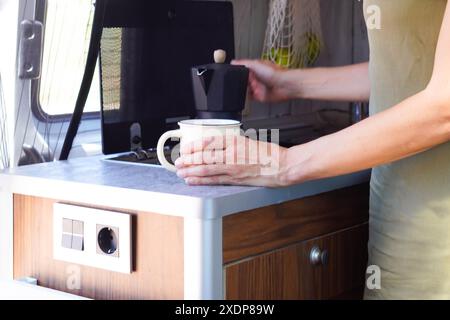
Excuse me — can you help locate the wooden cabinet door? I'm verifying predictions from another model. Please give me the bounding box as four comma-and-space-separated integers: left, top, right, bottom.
225, 224, 368, 300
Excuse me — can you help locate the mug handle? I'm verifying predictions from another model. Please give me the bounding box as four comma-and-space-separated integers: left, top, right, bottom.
157, 129, 182, 172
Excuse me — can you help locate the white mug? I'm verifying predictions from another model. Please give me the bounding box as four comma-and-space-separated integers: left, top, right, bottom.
156, 119, 242, 172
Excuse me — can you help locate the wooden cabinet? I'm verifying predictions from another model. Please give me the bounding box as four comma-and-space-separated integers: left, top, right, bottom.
13, 195, 184, 300
12, 183, 369, 300
225, 224, 368, 300
223, 183, 369, 300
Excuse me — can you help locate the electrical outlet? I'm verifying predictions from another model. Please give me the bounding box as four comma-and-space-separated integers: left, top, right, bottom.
96, 225, 119, 257
53, 203, 132, 273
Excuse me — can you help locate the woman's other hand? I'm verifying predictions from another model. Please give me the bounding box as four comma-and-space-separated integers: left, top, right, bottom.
232, 59, 292, 103
174, 135, 289, 187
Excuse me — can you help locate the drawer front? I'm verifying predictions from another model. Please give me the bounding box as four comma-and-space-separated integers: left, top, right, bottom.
225, 224, 368, 300
223, 184, 369, 264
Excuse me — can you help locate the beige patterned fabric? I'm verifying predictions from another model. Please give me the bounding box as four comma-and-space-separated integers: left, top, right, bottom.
363, 0, 450, 299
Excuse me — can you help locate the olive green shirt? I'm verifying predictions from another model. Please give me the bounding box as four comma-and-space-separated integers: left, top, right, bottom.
364, 0, 450, 299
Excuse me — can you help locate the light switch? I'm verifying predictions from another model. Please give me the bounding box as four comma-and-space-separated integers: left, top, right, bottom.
72, 220, 84, 235
61, 219, 84, 251
71, 220, 84, 251
62, 218, 72, 233
72, 235, 84, 251
62, 234, 72, 249
61, 218, 73, 249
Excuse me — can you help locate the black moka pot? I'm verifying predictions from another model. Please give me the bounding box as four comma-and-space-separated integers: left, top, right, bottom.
191, 50, 250, 121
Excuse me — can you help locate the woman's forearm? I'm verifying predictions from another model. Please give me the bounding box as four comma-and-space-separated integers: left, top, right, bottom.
279, 62, 370, 102
279, 88, 450, 185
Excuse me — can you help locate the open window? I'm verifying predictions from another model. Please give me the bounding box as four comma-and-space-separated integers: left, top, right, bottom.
32, 0, 101, 122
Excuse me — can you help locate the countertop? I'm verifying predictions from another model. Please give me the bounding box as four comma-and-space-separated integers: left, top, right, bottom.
0, 156, 371, 219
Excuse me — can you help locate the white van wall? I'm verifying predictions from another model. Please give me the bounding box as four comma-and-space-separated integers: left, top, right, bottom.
12, 0, 102, 166
0, 0, 19, 165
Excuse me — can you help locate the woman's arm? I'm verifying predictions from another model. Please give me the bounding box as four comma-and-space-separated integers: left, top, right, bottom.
176, 3, 450, 187
280, 3, 450, 185
280, 90, 449, 184
234, 60, 370, 103
281, 62, 370, 102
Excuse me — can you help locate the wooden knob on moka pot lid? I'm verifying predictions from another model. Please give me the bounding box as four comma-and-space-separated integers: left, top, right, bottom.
214, 49, 227, 64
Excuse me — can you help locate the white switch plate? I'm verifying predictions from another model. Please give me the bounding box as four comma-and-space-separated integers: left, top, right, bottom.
53, 203, 132, 274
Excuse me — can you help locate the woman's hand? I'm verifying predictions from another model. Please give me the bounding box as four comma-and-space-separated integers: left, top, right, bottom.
234, 60, 371, 102
174, 135, 289, 187
232, 59, 292, 103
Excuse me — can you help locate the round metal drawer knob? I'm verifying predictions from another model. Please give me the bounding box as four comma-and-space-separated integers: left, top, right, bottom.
309, 246, 329, 266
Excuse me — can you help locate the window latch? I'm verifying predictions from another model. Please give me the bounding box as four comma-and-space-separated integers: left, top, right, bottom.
18, 20, 44, 80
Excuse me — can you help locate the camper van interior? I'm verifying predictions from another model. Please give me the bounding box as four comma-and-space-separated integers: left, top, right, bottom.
1, 0, 378, 302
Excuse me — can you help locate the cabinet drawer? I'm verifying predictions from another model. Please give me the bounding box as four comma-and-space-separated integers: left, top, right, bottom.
225, 224, 368, 300
223, 184, 369, 264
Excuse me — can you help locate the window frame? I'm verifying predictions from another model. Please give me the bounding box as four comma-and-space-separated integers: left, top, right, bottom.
31, 0, 101, 123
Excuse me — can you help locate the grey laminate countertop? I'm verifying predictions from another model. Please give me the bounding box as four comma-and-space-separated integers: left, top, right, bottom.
0, 156, 371, 219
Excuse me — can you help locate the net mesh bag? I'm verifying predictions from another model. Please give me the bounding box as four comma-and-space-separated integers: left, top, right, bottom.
100, 28, 122, 114
262, 0, 323, 68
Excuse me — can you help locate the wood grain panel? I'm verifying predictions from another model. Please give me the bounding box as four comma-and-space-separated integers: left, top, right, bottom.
225, 224, 368, 300
223, 183, 369, 264
13, 195, 184, 300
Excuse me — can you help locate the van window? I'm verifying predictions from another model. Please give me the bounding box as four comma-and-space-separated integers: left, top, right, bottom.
37, 0, 100, 119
